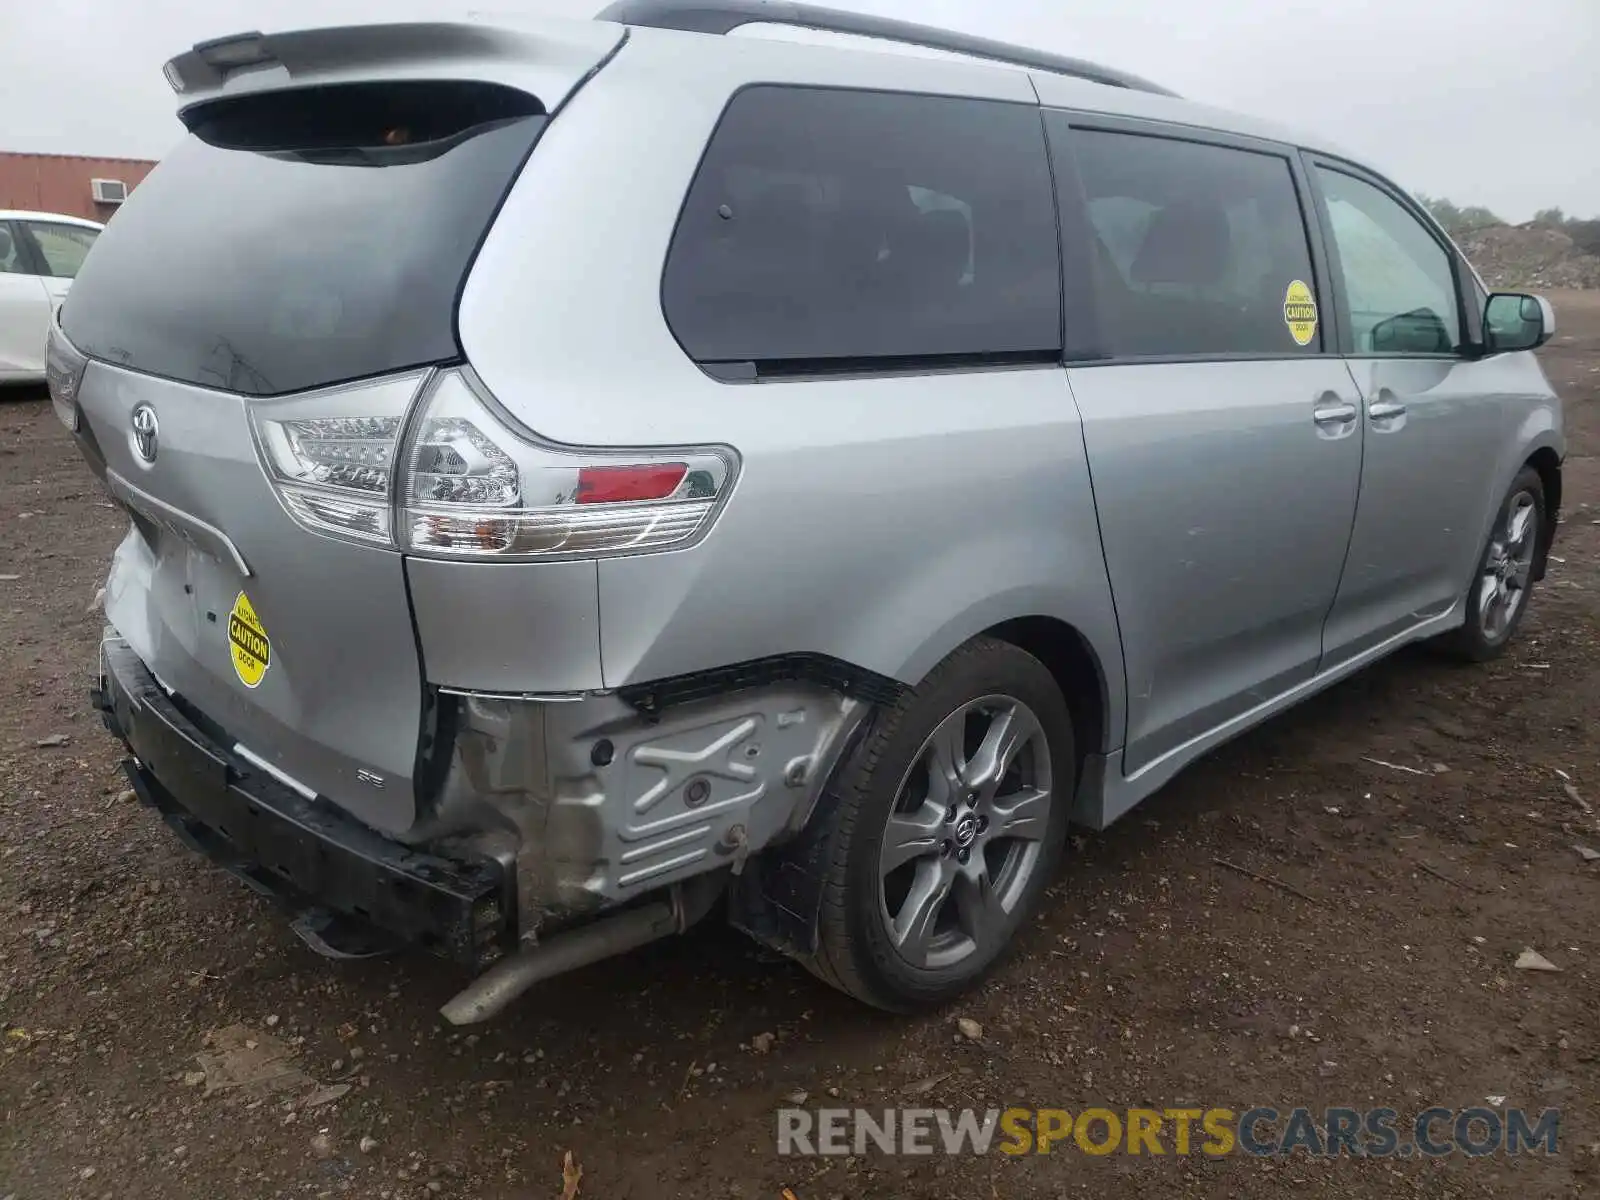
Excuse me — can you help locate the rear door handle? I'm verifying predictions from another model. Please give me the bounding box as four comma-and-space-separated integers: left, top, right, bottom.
1368, 400, 1407, 421
1312, 400, 1359, 425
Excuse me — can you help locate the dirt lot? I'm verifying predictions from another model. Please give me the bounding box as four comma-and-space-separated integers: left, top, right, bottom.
3, 294, 1599, 1200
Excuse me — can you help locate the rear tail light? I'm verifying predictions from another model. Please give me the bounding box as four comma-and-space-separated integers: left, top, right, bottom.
46, 316, 89, 432
251, 375, 419, 545
249, 368, 736, 559
399, 372, 733, 558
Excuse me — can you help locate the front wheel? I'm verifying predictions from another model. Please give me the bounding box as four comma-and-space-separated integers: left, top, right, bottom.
801, 638, 1073, 1012
1437, 466, 1545, 662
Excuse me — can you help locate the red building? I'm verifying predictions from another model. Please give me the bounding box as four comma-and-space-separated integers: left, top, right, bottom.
0, 152, 158, 222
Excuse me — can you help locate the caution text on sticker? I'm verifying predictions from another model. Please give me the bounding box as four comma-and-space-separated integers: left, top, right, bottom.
227, 591, 272, 688
1282, 279, 1318, 347
228, 613, 270, 667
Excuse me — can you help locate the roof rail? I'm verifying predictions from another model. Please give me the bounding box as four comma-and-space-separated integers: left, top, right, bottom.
593, 0, 1179, 97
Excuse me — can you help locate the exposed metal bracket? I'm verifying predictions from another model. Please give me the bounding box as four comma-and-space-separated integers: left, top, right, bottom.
594, 0, 1179, 96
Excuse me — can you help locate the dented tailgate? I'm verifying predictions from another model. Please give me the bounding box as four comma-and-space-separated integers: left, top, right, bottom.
84, 366, 427, 834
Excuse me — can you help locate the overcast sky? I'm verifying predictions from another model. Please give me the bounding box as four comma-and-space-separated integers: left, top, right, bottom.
2, 0, 1595, 220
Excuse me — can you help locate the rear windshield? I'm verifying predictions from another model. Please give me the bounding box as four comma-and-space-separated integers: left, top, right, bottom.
62, 82, 545, 397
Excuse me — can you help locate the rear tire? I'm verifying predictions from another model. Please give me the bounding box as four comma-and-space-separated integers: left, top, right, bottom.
1436, 466, 1545, 662
801, 637, 1073, 1012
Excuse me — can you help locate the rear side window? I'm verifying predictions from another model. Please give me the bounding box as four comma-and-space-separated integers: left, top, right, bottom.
25, 222, 98, 279
1071, 129, 1321, 358
61, 81, 545, 396
0, 222, 28, 274
663, 86, 1061, 371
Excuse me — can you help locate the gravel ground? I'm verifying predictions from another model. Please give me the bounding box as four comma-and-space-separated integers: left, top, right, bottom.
2, 292, 1599, 1199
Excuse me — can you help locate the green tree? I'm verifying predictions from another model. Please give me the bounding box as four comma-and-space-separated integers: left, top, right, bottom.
1454, 205, 1504, 233
1415, 195, 1503, 237
1567, 219, 1600, 257
1416, 194, 1462, 228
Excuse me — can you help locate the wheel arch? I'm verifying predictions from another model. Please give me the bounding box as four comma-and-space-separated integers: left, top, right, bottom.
889, 586, 1124, 759
1525, 444, 1562, 581
981, 615, 1110, 784
1471, 416, 1562, 593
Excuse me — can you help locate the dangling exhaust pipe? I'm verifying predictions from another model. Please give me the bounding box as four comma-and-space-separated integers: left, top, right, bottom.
439, 874, 724, 1025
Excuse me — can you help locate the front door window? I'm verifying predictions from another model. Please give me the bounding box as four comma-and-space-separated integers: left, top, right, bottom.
1315, 169, 1461, 355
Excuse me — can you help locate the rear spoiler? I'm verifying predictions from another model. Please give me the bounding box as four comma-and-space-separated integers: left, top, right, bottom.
162, 18, 626, 114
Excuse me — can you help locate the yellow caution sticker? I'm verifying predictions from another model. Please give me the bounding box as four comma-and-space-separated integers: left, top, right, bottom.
1283, 279, 1319, 347
227, 591, 271, 689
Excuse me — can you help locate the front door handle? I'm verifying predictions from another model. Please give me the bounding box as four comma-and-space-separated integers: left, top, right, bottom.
1312, 400, 1359, 426
1368, 400, 1407, 420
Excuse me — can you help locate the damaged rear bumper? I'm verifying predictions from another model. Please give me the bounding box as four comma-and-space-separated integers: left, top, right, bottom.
422, 666, 873, 931
94, 635, 517, 970
95, 630, 875, 977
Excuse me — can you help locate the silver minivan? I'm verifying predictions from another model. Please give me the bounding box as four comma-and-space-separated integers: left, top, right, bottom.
55, 0, 1564, 1022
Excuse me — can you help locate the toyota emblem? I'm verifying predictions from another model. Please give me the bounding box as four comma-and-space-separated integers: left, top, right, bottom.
954, 813, 980, 850
130, 403, 159, 464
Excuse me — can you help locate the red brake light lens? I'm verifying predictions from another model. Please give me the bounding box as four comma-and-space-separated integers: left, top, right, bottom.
575, 464, 688, 504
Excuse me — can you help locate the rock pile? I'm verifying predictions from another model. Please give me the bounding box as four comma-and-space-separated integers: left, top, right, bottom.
1457, 224, 1600, 290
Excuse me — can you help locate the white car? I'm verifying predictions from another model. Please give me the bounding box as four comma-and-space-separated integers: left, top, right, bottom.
0, 210, 103, 384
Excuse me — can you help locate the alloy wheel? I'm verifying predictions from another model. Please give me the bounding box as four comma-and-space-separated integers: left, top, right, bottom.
1478, 489, 1538, 643
877, 695, 1053, 971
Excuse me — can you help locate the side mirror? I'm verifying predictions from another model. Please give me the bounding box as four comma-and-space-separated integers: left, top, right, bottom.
1484, 292, 1555, 353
